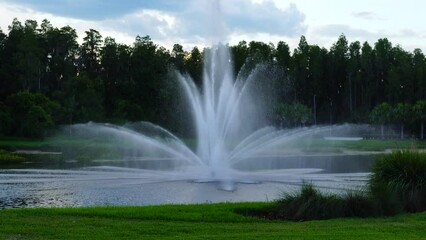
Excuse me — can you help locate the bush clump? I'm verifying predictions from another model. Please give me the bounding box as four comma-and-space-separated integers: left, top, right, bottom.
269, 183, 373, 221
243, 150, 426, 221
369, 150, 426, 213
0, 149, 27, 163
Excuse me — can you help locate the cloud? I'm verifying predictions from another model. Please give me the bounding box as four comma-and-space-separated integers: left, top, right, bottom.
0, 2, 136, 45
352, 11, 383, 20
394, 29, 420, 38
314, 24, 377, 38
162, 0, 307, 45
103, 10, 177, 39
222, 0, 306, 37
314, 24, 424, 44
306, 24, 380, 50
95, 0, 307, 47
4, 0, 183, 20
0, 0, 306, 49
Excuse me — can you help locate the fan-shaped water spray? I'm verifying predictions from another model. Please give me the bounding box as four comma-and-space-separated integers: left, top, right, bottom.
67, 41, 344, 191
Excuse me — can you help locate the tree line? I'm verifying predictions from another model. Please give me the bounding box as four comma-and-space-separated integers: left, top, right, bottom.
0, 18, 426, 138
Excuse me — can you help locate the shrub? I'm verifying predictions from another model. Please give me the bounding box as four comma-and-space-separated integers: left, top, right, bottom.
0, 103, 12, 135
241, 150, 426, 221
369, 150, 426, 213
271, 183, 373, 221
5, 91, 60, 138
275, 103, 312, 128
342, 190, 376, 217
113, 100, 145, 122
0, 149, 27, 163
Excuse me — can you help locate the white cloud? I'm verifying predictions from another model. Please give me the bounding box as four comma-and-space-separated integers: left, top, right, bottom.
0, 2, 191, 49
314, 24, 377, 38
221, 0, 306, 36
228, 31, 300, 50
168, 0, 307, 47
102, 10, 178, 39
0, 0, 306, 50
0, 0, 426, 53
0, 2, 134, 45
352, 11, 383, 21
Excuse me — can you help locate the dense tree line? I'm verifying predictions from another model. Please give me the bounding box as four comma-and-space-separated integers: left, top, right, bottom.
0, 18, 426, 138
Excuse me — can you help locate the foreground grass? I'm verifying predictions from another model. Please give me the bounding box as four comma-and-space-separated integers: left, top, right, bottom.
0, 203, 425, 239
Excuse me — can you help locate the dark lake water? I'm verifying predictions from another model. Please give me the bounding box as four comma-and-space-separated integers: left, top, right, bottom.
0, 153, 376, 209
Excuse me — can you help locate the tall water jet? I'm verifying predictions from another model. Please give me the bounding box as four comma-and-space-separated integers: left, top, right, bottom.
178, 43, 241, 188
173, 0, 280, 189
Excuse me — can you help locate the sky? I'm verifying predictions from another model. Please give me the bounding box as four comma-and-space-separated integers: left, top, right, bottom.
0, 0, 425, 52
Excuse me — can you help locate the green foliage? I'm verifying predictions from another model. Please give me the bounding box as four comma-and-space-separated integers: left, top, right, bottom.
1, 17, 426, 138
0, 103, 12, 135
22, 105, 54, 137
0, 137, 49, 150
230, 41, 249, 77
413, 100, 426, 139
248, 40, 274, 63
393, 103, 412, 139
369, 102, 392, 124
112, 99, 145, 122
0, 149, 26, 163
393, 102, 412, 124
252, 150, 426, 221
63, 74, 104, 123
185, 46, 203, 86
275, 103, 312, 127
129, 35, 170, 122
5, 91, 60, 137
413, 100, 426, 121
369, 150, 426, 213
80, 29, 102, 78
270, 183, 373, 221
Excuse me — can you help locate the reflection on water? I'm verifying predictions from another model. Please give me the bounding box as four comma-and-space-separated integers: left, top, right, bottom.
235, 154, 375, 173
0, 154, 375, 209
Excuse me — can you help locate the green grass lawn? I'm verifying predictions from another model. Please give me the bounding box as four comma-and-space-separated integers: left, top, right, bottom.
0, 203, 425, 239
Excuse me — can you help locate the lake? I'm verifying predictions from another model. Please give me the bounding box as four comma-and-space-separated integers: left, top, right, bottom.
0, 153, 376, 208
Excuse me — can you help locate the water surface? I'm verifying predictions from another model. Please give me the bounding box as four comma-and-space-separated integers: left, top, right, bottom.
0, 153, 375, 209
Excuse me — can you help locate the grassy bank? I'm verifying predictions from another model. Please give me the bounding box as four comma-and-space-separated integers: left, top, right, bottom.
1, 136, 425, 164
0, 203, 425, 239
0, 137, 49, 150
0, 149, 26, 163
1, 136, 425, 152
274, 138, 426, 153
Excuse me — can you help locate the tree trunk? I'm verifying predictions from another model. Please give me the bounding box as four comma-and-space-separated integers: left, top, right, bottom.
349, 74, 353, 116
381, 124, 384, 139
401, 124, 404, 140
421, 121, 424, 140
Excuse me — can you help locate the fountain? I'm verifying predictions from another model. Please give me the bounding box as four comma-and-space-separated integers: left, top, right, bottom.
63, 0, 358, 191
68, 45, 335, 191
